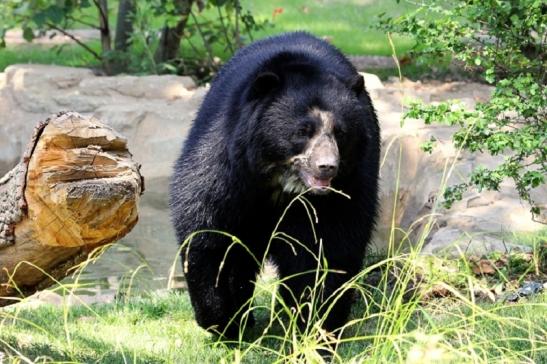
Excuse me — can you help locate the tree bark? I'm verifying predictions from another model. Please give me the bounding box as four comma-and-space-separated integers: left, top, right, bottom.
112, 0, 136, 74
0, 112, 143, 306
114, 0, 136, 52
95, 0, 113, 74
154, 0, 194, 65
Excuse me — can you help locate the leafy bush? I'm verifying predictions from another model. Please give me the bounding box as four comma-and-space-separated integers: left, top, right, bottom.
0, 0, 119, 73
0, 0, 269, 77
378, 0, 546, 218
129, 0, 270, 80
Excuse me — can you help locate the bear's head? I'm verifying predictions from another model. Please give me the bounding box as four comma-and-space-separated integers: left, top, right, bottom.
243, 64, 374, 196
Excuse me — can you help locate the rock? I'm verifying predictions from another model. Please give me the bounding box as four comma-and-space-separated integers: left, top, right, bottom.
504, 281, 544, 302
348, 55, 397, 70
12, 288, 117, 309
359, 72, 384, 90
466, 194, 495, 208
421, 227, 532, 257
368, 79, 545, 252
79, 74, 196, 99
0, 65, 198, 210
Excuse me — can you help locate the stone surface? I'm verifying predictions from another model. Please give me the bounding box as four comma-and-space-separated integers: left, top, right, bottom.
0, 64, 544, 259
360, 72, 384, 91
421, 227, 532, 257
349, 55, 397, 70
374, 78, 545, 251
0, 65, 200, 210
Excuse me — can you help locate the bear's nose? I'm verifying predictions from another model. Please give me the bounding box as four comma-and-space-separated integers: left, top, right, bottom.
314, 155, 339, 179
317, 162, 338, 177
310, 135, 339, 178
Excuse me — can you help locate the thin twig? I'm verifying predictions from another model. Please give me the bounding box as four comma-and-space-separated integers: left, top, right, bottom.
216, 6, 234, 55
65, 14, 100, 30
234, 0, 242, 48
46, 23, 102, 61
190, 10, 215, 69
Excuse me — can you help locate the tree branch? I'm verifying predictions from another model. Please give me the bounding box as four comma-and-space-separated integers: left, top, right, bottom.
65, 14, 100, 30
92, 0, 109, 29
46, 23, 102, 61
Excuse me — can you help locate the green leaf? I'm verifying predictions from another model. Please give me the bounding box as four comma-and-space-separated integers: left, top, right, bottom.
420, 138, 436, 154
210, 0, 229, 7
485, 68, 495, 83
42, 6, 66, 24
22, 26, 34, 42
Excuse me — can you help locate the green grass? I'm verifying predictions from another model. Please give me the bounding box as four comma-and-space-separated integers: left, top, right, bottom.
0, 0, 417, 73
504, 228, 547, 249
0, 43, 101, 72
1, 255, 545, 363
240, 0, 417, 56
0, 292, 229, 363
1, 186, 545, 363
1, 217, 545, 363
78, 0, 418, 56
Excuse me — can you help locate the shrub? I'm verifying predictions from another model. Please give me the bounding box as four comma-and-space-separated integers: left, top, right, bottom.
378, 0, 546, 219
0, 0, 269, 77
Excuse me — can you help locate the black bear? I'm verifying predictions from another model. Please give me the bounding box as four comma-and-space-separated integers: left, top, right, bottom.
170, 32, 380, 338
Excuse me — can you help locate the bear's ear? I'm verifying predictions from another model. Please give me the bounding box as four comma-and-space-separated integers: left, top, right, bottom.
350, 74, 365, 95
251, 71, 280, 97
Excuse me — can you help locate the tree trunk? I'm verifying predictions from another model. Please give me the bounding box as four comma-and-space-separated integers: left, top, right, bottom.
0, 112, 143, 307
112, 0, 136, 74
154, 0, 194, 65
114, 0, 136, 52
96, 0, 113, 74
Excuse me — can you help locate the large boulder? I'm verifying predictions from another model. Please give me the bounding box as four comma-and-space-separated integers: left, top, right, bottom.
372, 78, 545, 252
0, 64, 204, 209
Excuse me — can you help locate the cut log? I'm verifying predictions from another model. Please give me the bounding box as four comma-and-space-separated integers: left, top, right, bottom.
0, 112, 143, 306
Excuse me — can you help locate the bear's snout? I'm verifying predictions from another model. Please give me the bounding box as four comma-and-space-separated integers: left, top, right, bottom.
309, 135, 339, 180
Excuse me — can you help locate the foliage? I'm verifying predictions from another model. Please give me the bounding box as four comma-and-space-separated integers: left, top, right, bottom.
1, 1, 427, 77
0, 0, 269, 77
130, 0, 271, 79
378, 0, 546, 217
0, 0, 105, 59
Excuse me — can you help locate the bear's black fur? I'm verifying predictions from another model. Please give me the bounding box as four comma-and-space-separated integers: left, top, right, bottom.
170, 32, 380, 338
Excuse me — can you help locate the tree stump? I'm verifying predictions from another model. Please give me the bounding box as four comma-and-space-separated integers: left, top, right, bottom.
0, 112, 143, 306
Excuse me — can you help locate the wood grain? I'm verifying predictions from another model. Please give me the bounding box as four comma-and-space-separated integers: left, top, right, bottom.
0, 112, 143, 306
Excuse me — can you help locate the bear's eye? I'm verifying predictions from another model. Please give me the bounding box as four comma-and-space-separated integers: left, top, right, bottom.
296, 120, 315, 138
